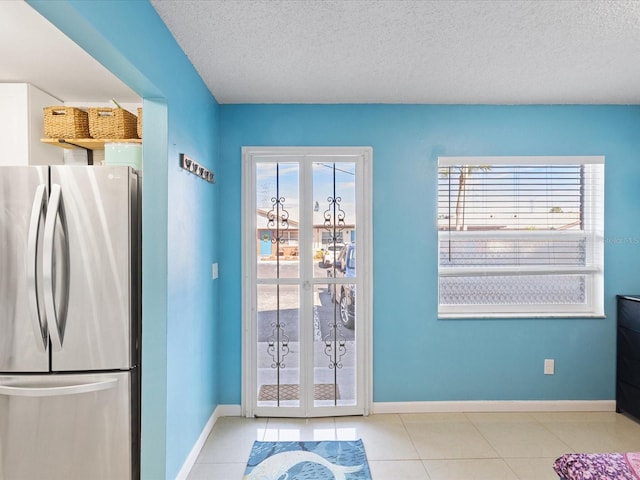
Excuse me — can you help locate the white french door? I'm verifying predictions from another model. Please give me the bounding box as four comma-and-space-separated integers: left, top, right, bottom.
242, 147, 372, 418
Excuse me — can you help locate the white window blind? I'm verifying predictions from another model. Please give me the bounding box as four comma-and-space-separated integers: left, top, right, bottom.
437, 156, 604, 318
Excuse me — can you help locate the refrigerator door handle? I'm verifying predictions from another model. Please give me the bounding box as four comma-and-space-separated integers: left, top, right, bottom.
0, 378, 118, 397
27, 184, 49, 352
43, 183, 70, 352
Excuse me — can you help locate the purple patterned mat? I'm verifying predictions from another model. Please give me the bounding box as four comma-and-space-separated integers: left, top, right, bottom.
554, 452, 640, 480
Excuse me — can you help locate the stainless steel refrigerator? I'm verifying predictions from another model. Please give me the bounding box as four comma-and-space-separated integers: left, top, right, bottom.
0, 165, 140, 479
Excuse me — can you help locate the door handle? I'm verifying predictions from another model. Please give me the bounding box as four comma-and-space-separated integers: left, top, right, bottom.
27, 184, 48, 352
42, 184, 69, 352
0, 378, 118, 397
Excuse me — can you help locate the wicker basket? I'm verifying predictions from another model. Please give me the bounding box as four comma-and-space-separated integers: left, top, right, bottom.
136, 107, 142, 139
43, 106, 90, 138
88, 107, 138, 139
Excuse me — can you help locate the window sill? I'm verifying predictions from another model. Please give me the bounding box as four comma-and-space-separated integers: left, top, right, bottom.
438, 313, 607, 320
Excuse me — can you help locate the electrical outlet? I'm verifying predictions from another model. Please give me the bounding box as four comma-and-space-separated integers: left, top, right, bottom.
544, 359, 555, 375
212, 262, 218, 279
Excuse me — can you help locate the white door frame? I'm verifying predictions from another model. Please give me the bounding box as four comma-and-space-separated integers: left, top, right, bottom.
241, 146, 373, 417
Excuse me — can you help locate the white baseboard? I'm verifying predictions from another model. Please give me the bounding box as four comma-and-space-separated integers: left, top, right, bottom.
175, 404, 241, 480
216, 404, 242, 417
372, 400, 616, 414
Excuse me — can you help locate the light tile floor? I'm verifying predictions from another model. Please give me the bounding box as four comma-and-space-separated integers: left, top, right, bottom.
186, 411, 640, 480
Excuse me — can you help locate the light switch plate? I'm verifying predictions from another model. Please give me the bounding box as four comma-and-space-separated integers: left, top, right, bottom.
544, 359, 555, 375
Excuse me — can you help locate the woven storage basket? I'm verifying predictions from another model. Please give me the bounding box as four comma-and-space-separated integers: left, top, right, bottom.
43, 106, 89, 138
88, 107, 138, 139
136, 107, 142, 138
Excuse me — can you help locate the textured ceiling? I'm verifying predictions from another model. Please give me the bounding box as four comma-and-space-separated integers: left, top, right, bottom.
151, 0, 640, 104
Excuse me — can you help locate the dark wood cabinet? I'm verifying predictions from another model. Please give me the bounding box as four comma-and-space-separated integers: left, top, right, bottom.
616, 295, 640, 420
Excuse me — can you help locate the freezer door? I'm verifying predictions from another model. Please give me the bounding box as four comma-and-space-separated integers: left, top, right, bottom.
0, 371, 135, 480
48, 166, 139, 371
0, 166, 49, 372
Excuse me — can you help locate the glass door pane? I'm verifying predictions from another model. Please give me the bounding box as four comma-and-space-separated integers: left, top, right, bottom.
312, 162, 357, 409
312, 284, 357, 407
255, 162, 301, 411
256, 284, 300, 408
256, 163, 300, 279
312, 161, 356, 278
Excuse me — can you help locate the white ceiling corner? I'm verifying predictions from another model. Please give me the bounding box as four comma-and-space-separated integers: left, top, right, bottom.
0, 0, 139, 104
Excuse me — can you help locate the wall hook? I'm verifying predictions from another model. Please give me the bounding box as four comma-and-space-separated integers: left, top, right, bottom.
180, 153, 215, 184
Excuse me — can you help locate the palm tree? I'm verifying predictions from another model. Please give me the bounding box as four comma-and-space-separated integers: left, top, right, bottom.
440, 165, 490, 230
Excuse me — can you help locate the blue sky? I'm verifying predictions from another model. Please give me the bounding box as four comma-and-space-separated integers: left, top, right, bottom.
256, 161, 356, 228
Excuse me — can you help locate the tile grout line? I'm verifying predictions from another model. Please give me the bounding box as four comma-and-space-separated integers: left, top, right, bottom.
462, 412, 531, 480
534, 414, 576, 456
397, 413, 439, 479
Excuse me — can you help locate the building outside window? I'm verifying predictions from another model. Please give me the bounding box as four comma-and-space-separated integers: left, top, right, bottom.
437, 156, 604, 318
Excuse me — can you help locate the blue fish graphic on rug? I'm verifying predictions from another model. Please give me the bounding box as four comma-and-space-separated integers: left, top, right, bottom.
243, 440, 372, 480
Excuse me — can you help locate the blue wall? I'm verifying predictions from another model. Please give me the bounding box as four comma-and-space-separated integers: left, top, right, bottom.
220, 104, 640, 403
25, 0, 640, 477
28, 2, 221, 479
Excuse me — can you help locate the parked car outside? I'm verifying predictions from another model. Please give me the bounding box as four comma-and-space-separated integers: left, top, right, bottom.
322, 242, 345, 266
327, 243, 355, 329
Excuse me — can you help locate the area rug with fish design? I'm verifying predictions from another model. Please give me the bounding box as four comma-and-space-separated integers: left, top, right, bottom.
243, 440, 372, 480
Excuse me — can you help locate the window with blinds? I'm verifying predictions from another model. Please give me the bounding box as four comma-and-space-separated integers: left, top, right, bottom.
437, 156, 604, 318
